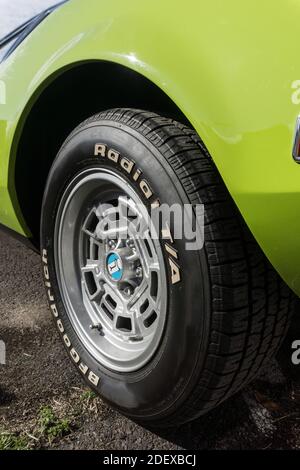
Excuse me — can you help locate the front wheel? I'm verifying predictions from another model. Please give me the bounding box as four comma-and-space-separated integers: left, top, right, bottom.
41, 108, 293, 426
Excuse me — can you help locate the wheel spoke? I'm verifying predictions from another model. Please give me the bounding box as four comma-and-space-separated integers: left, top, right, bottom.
56, 167, 166, 372
82, 277, 104, 302
127, 282, 148, 310
81, 226, 98, 241
96, 221, 129, 240
80, 259, 98, 272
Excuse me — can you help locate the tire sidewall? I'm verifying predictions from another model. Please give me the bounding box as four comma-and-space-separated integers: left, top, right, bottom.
41, 120, 210, 421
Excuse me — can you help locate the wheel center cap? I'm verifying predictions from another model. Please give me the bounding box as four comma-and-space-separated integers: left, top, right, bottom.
106, 252, 123, 281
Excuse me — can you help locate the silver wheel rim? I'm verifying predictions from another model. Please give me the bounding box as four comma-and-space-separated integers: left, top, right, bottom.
54, 168, 167, 373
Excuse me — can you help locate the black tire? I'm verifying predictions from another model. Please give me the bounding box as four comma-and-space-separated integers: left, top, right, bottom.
41, 108, 293, 426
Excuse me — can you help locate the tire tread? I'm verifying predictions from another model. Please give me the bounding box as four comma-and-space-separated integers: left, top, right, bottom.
68, 108, 293, 424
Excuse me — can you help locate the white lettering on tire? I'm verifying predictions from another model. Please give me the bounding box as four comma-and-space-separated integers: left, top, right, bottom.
42, 249, 100, 387
93, 144, 182, 284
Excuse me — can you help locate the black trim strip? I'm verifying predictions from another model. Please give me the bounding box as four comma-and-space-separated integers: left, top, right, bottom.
0, 1, 69, 61
0, 15, 40, 48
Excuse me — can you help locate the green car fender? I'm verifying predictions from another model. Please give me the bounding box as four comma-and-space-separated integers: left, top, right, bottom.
1, 0, 300, 295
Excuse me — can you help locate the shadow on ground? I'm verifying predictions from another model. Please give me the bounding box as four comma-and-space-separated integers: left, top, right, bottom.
0, 232, 300, 449
155, 312, 300, 450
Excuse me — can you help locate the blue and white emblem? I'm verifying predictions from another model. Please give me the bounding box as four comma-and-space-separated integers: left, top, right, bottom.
106, 252, 123, 281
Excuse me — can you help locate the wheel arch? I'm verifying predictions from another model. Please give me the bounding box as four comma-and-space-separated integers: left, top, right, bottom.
4, 0, 300, 298
11, 60, 192, 244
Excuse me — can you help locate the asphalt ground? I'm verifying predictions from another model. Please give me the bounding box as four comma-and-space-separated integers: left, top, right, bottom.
0, 0, 300, 450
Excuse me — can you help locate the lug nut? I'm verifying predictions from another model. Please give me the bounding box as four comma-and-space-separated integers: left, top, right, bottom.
126, 239, 135, 249
89, 323, 105, 336
136, 267, 143, 277
124, 286, 133, 296
108, 240, 116, 249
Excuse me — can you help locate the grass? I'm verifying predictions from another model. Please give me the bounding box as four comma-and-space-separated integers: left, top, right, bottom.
0, 432, 29, 450
80, 390, 97, 401
78, 389, 101, 414
0, 393, 95, 449
0, 405, 72, 449
38, 406, 71, 442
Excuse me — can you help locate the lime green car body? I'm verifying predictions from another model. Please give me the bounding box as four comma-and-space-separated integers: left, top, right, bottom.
1, 0, 300, 295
